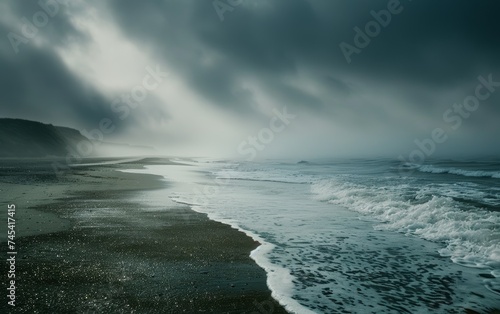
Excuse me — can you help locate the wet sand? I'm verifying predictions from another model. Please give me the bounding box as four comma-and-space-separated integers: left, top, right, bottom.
0, 158, 288, 313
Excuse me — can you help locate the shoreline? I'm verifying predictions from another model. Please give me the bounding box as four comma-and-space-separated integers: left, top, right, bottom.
122, 163, 316, 314
0, 158, 289, 313
183, 201, 316, 314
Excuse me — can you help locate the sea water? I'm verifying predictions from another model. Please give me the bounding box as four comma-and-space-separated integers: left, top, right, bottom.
124, 159, 500, 313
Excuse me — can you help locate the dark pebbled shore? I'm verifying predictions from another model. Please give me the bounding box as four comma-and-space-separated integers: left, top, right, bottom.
0, 158, 289, 313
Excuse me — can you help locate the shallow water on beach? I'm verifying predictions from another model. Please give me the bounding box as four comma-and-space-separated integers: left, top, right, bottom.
127, 159, 500, 313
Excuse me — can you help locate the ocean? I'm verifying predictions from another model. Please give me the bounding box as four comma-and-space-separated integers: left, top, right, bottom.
125, 158, 500, 313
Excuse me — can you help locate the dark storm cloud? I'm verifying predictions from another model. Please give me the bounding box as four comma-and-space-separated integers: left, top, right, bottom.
5, 0, 90, 48
335, 0, 500, 87
0, 0, 170, 135
0, 1, 119, 130
101, 0, 500, 115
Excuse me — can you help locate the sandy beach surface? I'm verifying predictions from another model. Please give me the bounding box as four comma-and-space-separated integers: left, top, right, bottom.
0, 158, 288, 313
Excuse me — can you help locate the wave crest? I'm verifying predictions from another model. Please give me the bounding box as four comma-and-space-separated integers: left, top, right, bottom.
311, 178, 500, 269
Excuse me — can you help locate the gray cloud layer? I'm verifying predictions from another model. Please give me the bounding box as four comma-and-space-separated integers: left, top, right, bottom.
0, 1, 118, 131
1, 0, 499, 157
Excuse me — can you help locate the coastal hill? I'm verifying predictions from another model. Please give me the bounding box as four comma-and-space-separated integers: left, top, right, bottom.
0, 118, 153, 158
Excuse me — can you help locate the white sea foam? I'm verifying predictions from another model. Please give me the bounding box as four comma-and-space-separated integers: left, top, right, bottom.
210, 162, 500, 269
417, 165, 500, 179
311, 178, 500, 269
169, 194, 317, 314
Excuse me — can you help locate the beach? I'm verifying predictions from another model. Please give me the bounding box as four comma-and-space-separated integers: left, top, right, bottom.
0, 158, 288, 313
2, 157, 499, 313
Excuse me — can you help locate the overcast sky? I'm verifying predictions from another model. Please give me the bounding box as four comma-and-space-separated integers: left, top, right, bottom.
1, 0, 499, 159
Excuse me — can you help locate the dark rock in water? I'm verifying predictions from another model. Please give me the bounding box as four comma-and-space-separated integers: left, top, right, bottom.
297, 160, 309, 164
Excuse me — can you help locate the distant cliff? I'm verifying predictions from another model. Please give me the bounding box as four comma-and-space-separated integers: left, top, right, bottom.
0, 118, 155, 158
0, 118, 92, 158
